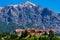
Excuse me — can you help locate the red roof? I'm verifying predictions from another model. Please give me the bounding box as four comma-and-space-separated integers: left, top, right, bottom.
15, 29, 24, 33
14, 28, 56, 34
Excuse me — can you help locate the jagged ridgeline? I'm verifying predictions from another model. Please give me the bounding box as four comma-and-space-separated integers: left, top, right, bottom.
0, 1, 60, 34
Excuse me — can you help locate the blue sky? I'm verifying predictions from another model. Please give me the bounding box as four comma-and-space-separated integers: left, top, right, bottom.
0, 0, 60, 13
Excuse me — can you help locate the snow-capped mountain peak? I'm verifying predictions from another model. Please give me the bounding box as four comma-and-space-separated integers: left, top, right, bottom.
24, 1, 36, 6
6, 1, 36, 8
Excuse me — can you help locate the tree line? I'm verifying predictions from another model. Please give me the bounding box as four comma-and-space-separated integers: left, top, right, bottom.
0, 30, 60, 40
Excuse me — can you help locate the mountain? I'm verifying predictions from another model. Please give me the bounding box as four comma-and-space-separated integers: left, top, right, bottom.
0, 1, 60, 33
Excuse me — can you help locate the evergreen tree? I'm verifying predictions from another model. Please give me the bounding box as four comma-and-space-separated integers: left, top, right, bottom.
44, 32, 48, 35
48, 30, 55, 40
20, 30, 29, 38
24, 30, 29, 37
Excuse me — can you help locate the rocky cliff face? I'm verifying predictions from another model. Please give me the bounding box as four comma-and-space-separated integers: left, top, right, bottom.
0, 1, 60, 33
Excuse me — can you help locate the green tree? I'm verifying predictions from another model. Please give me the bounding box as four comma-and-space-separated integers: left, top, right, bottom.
39, 36, 43, 40
24, 30, 29, 37
20, 30, 29, 38
10, 34, 18, 40
4, 35, 10, 40
16, 36, 22, 40
43, 36, 49, 40
34, 36, 37, 40
0, 32, 2, 40
3, 32, 10, 36
44, 32, 48, 35
4, 32, 10, 40
48, 30, 55, 40
33, 34, 38, 40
